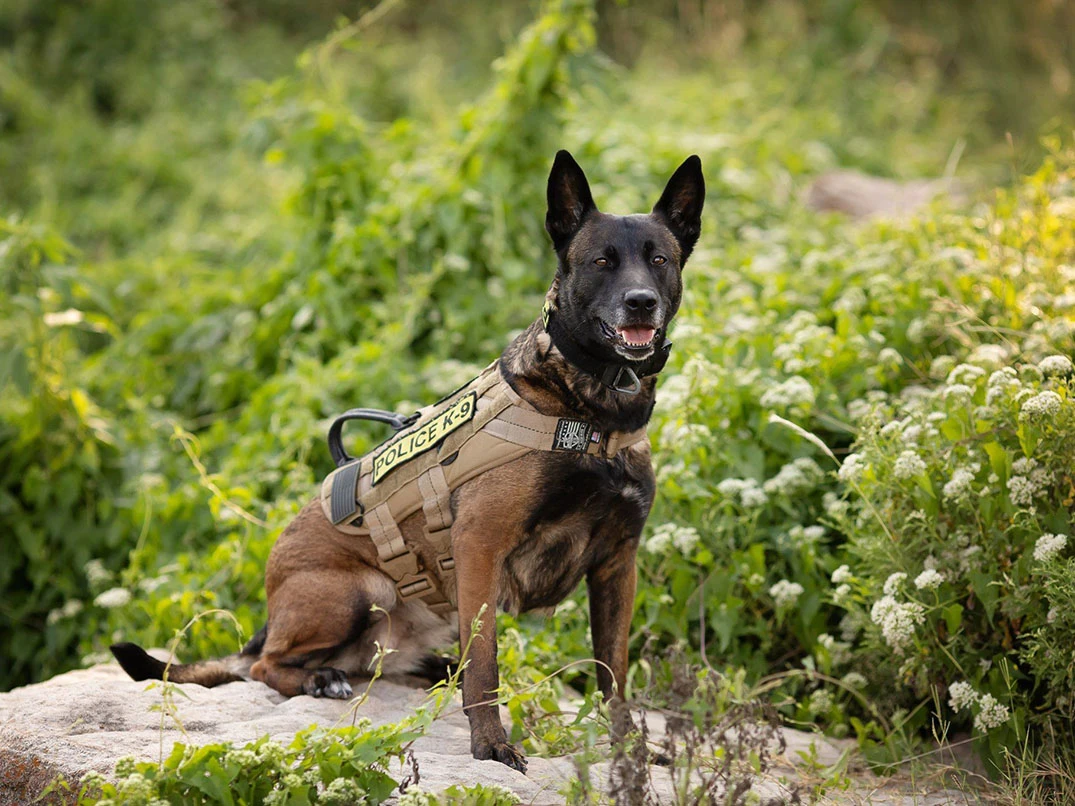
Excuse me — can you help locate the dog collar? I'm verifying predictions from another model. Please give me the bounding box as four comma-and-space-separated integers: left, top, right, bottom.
542, 301, 672, 395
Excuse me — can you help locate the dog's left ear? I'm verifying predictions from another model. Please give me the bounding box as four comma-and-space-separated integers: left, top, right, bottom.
652, 155, 705, 264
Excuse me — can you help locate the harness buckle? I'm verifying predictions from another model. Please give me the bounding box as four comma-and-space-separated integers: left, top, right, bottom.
380, 551, 420, 580
398, 574, 434, 601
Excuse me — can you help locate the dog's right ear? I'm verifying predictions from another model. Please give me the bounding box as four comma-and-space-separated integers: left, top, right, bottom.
545, 150, 596, 252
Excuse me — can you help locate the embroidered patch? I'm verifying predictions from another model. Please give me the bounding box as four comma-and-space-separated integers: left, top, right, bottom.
372, 392, 477, 484
553, 419, 594, 452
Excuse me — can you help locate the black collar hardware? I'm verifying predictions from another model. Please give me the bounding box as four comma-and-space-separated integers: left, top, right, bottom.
542, 301, 672, 395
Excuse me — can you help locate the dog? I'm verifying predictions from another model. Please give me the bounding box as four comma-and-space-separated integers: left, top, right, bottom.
111, 150, 704, 772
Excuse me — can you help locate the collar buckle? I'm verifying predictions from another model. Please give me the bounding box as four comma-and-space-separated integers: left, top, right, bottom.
608, 365, 642, 395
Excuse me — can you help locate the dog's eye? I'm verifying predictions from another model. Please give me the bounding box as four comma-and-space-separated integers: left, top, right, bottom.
594, 257, 610, 268
652, 255, 667, 266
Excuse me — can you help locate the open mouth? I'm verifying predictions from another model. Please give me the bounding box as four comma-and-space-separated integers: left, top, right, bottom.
600, 320, 658, 353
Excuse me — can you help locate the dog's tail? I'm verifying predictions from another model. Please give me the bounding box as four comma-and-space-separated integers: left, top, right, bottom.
110, 625, 266, 687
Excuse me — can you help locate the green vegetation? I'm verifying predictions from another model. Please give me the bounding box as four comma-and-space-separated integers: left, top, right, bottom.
4, 0, 1075, 801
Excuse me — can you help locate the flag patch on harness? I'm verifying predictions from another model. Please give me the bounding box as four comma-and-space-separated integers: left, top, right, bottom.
372, 392, 477, 484
552, 419, 594, 452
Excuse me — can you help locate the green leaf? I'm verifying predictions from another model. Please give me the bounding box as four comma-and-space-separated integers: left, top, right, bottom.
943, 603, 963, 635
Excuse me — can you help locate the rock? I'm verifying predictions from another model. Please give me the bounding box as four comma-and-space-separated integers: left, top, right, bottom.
0, 657, 980, 805
805, 171, 963, 219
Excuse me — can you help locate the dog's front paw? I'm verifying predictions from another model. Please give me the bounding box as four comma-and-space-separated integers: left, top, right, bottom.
302, 667, 353, 699
473, 738, 527, 774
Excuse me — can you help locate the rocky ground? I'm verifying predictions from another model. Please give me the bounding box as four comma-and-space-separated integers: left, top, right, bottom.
0, 656, 986, 805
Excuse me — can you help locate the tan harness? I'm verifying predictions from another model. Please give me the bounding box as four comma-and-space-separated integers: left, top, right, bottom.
320, 362, 648, 615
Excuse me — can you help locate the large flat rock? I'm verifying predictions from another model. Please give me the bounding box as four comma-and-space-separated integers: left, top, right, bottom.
0, 659, 979, 805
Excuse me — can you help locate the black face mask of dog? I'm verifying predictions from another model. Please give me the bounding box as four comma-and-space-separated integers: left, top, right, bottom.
544, 150, 705, 368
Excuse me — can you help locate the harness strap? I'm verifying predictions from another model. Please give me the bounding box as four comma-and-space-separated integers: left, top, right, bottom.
366, 503, 411, 572
604, 427, 649, 455
418, 464, 453, 534
483, 403, 648, 458
368, 497, 454, 613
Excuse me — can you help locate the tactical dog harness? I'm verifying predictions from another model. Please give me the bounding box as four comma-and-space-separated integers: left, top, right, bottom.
320, 307, 671, 615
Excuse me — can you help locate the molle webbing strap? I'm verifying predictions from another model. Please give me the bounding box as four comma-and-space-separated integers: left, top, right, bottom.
483, 404, 648, 458
418, 464, 452, 534
603, 427, 649, 455
365, 503, 409, 569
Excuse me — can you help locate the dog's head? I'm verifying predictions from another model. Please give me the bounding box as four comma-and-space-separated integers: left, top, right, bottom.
545, 150, 704, 363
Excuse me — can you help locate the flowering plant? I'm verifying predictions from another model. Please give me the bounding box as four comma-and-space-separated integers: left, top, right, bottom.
829, 355, 1075, 765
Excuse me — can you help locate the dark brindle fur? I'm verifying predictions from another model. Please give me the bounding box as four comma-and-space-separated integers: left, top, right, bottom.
111, 150, 704, 772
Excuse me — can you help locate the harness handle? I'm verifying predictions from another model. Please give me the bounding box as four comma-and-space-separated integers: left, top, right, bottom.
327, 408, 418, 467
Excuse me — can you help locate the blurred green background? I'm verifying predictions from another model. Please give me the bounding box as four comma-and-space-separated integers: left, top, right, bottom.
3, 0, 1075, 778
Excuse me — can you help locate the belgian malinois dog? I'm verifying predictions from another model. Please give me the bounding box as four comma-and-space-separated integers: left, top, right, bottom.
112, 151, 704, 772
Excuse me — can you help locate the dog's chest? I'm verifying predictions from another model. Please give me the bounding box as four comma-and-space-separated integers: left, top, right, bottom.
497, 454, 654, 614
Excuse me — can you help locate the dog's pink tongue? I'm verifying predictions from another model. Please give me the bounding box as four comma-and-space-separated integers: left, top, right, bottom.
619, 326, 655, 346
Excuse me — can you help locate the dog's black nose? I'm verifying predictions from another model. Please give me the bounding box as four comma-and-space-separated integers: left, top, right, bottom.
624, 288, 658, 312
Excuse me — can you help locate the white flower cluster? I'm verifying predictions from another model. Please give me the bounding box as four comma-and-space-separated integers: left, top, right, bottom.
807, 689, 834, 715
84, 558, 111, 588
655, 374, 692, 413
817, 633, 852, 665
882, 572, 907, 595
1033, 533, 1067, 562
974, 693, 1011, 732
1019, 390, 1062, 422
79, 771, 108, 791
94, 587, 132, 609
870, 595, 925, 653
942, 465, 979, 501
1007, 457, 1054, 507
837, 453, 868, 483
47, 599, 84, 625
914, 569, 945, 590
968, 344, 1008, 368
986, 367, 1021, 405
716, 477, 769, 508
787, 524, 826, 547
646, 523, 701, 555
398, 789, 439, 806
769, 579, 805, 608
831, 565, 853, 584
760, 375, 816, 409
943, 383, 974, 400
841, 671, 867, 689
321, 778, 365, 804
897, 420, 939, 445
1038, 354, 1074, 376
116, 773, 155, 801
930, 356, 957, 380
947, 680, 977, 712
946, 363, 987, 386
763, 457, 824, 497
878, 347, 902, 366
839, 612, 862, 642
892, 450, 927, 480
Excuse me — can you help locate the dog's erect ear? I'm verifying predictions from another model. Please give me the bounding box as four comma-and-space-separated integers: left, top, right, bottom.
652, 155, 705, 264
546, 150, 597, 252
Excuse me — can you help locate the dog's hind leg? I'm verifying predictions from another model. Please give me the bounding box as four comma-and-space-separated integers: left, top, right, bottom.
250, 565, 396, 699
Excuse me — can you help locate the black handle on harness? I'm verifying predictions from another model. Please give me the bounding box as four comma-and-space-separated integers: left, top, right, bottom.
327, 408, 418, 467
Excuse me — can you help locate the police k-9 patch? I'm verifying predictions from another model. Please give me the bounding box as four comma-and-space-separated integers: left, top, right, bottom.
552, 419, 594, 452
372, 392, 477, 484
